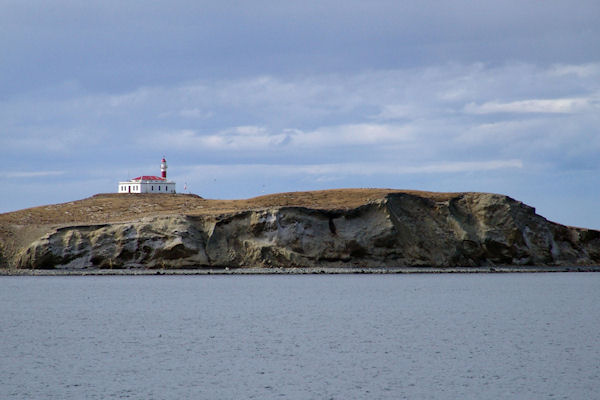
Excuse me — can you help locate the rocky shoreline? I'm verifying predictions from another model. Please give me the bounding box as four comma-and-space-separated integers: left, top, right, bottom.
3, 265, 600, 276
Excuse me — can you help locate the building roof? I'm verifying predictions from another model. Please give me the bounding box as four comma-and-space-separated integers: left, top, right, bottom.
131, 176, 166, 181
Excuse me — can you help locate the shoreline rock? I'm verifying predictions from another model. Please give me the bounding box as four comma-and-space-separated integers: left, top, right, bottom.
3, 265, 600, 276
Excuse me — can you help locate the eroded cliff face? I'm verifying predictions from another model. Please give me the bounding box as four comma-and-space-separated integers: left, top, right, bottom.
14, 193, 600, 269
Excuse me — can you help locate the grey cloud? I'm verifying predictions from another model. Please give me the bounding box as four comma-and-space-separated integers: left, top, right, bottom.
3, 62, 598, 163
2, 1, 599, 96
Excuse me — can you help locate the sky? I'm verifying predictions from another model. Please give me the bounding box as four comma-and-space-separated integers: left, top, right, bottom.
1, 0, 599, 229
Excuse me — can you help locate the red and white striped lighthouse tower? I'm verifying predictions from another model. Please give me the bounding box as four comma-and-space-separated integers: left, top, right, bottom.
160, 157, 168, 179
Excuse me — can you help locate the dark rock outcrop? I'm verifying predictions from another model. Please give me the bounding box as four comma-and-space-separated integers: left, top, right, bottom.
13, 192, 600, 269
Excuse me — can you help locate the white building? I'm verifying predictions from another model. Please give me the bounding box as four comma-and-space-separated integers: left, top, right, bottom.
118, 157, 176, 194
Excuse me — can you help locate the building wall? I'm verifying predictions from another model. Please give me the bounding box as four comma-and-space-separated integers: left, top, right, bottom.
139, 182, 176, 193
118, 182, 141, 193
118, 181, 176, 193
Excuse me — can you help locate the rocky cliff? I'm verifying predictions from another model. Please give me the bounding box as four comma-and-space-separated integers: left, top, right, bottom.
5, 191, 599, 270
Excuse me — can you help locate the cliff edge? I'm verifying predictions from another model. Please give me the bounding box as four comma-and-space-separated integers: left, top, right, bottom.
1, 189, 599, 270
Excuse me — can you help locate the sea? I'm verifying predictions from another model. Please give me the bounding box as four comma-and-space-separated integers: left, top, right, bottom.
1, 273, 599, 399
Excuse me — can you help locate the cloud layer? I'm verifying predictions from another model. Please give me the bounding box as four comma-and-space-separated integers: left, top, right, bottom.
2, 1, 599, 96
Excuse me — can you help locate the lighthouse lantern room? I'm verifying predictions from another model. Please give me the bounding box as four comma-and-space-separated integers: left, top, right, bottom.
118, 157, 176, 194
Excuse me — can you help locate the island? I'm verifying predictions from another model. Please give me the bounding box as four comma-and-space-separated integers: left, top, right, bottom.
1, 189, 599, 274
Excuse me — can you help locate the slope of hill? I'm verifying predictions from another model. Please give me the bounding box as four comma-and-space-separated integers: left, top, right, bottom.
1, 189, 599, 270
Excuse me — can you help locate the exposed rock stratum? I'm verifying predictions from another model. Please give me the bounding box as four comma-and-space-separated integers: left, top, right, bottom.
1, 190, 599, 270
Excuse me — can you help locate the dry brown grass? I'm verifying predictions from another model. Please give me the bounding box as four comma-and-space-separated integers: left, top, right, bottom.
0, 188, 460, 226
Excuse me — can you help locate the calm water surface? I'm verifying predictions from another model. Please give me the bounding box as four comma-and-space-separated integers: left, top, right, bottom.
1, 273, 599, 399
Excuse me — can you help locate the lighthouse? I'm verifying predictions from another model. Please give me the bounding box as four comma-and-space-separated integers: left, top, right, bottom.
161, 157, 167, 178
117, 157, 176, 194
